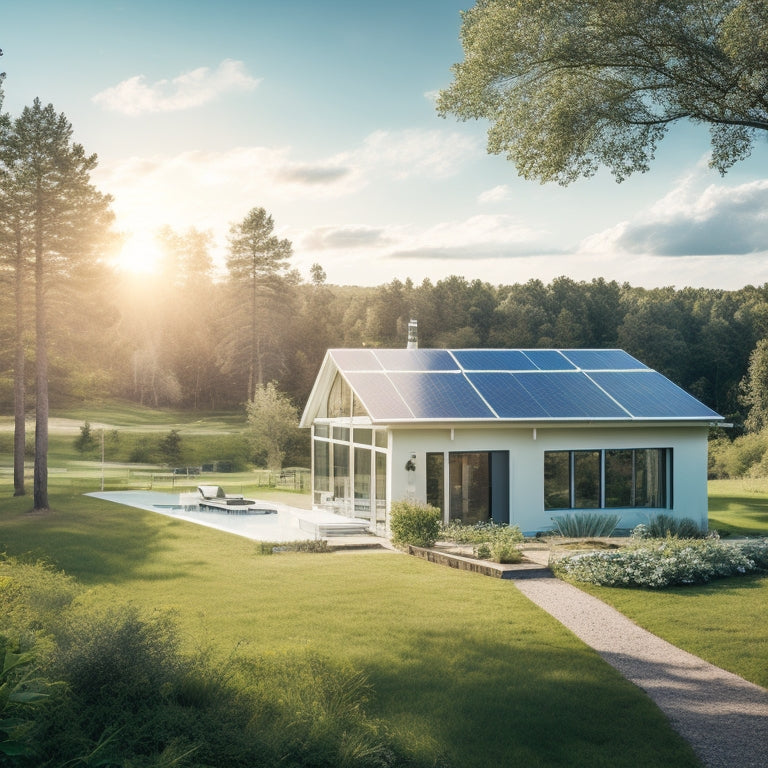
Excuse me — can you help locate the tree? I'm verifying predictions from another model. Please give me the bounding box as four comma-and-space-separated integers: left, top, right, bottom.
0, 50, 27, 497
245, 382, 300, 471
437, 0, 768, 184
226, 207, 293, 401
741, 339, 768, 432
0, 99, 114, 510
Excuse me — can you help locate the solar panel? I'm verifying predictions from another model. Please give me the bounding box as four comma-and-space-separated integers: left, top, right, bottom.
373, 348, 458, 371
329, 349, 382, 371
387, 372, 494, 419
452, 349, 538, 371
468, 373, 550, 418
343, 372, 412, 420
522, 350, 576, 370
513, 372, 629, 418
589, 371, 722, 419
324, 348, 722, 422
561, 349, 648, 370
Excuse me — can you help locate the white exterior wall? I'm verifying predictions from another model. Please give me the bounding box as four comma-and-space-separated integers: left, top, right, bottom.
388, 423, 710, 534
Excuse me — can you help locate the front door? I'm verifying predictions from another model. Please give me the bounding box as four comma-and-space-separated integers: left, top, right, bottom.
448, 451, 509, 525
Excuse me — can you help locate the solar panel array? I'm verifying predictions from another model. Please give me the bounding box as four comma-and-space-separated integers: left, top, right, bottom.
329, 349, 722, 423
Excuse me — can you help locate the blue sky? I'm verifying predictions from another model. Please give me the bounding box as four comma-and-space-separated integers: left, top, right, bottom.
3, 0, 767, 288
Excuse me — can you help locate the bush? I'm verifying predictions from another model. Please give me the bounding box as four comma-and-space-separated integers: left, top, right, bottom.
441, 521, 524, 562
646, 513, 705, 539
389, 501, 441, 548
552, 537, 768, 589
551, 512, 620, 538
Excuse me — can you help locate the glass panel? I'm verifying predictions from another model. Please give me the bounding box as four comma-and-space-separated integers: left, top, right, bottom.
354, 447, 371, 518
313, 440, 330, 493
333, 426, 350, 441
605, 449, 632, 507
352, 393, 368, 417
375, 452, 387, 523
353, 428, 372, 445
374, 430, 388, 448
544, 452, 570, 510
333, 443, 350, 503
328, 373, 350, 417
449, 452, 490, 525
314, 424, 329, 439
426, 453, 444, 513
636, 449, 664, 507
574, 451, 600, 508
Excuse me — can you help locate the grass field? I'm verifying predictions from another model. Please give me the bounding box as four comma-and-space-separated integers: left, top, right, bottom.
708, 478, 768, 536
0, 489, 702, 767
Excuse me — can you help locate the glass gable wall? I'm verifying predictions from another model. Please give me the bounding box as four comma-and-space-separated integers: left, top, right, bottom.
311, 373, 388, 529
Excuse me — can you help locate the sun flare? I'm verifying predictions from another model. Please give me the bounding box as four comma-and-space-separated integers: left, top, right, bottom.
114, 232, 164, 274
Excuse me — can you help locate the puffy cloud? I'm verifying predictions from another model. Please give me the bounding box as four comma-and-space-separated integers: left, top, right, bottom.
92, 59, 261, 115
582, 177, 768, 257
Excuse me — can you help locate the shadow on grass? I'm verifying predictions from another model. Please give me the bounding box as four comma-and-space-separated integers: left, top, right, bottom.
364, 630, 701, 768
708, 494, 768, 536
0, 492, 184, 585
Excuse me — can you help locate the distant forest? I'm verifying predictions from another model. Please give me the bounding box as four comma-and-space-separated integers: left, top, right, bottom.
2, 263, 767, 433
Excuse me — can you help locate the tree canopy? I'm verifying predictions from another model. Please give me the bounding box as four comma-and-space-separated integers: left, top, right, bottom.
437, 0, 768, 183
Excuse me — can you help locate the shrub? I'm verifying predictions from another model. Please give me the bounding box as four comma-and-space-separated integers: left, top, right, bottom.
441, 521, 524, 562
551, 512, 620, 538
552, 537, 768, 589
389, 501, 441, 547
647, 513, 705, 539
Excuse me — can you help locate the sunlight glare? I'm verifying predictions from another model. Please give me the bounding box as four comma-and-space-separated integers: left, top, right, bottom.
114, 232, 163, 274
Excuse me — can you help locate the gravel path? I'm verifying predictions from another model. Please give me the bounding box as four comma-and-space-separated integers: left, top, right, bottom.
508, 564, 768, 768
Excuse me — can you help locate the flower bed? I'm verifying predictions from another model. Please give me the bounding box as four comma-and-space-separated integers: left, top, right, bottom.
551, 536, 768, 589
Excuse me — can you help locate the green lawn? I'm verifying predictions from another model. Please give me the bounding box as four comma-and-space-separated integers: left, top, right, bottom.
577, 576, 768, 688
708, 478, 768, 536
0, 490, 700, 768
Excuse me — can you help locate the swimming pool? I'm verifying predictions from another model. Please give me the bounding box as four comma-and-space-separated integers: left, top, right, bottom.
87, 491, 373, 543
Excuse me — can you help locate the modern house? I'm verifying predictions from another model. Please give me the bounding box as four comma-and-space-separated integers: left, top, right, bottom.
299, 346, 723, 535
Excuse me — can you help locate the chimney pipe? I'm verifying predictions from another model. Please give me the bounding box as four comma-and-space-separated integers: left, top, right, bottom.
407, 319, 418, 349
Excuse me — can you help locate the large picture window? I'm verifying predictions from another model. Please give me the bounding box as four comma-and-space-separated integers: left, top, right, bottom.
545, 448, 670, 511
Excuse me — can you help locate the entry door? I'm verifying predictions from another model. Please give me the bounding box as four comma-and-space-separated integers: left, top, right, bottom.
448, 451, 509, 526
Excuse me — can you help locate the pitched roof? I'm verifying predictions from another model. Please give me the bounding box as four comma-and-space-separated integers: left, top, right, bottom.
300, 348, 723, 426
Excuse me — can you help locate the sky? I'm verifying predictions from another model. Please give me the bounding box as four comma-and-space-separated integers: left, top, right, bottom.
3, 0, 767, 289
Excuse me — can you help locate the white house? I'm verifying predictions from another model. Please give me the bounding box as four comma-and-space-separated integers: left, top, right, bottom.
299, 347, 723, 535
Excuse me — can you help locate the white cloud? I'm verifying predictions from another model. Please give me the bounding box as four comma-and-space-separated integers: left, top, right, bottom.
581, 176, 768, 257
92, 59, 261, 115
302, 225, 390, 250
478, 184, 512, 204
334, 129, 479, 182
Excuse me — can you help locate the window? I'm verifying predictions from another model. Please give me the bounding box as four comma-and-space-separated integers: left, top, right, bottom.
545, 449, 670, 510
354, 447, 371, 516
313, 440, 330, 493
426, 453, 444, 512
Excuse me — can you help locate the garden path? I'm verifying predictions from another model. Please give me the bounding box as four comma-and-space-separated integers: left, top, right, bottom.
508, 551, 768, 768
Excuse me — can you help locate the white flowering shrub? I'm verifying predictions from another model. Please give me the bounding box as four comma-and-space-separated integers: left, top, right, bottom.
551, 538, 768, 589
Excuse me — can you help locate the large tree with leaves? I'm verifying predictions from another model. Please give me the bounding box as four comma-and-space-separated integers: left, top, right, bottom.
0, 99, 114, 510
226, 207, 294, 402
437, 0, 768, 183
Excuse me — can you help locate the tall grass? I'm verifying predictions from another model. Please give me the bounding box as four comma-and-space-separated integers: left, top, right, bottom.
551, 512, 620, 537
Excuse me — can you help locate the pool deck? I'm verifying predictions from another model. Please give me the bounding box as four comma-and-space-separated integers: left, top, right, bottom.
87, 490, 390, 548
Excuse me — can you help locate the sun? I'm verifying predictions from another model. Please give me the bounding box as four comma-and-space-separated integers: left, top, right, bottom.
113, 231, 164, 274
